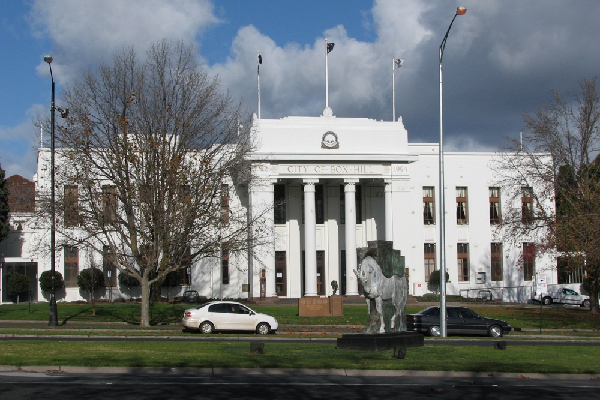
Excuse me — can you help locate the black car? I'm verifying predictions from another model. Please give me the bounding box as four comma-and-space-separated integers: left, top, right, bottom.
406, 306, 511, 337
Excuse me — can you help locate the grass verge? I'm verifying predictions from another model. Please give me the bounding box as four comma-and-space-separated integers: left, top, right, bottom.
0, 340, 599, 374
1, 302, 600, 330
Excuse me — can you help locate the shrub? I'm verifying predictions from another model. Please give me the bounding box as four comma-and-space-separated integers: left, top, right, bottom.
8, 273, 30, 297
428, 270, 450, 294
77, 267, 105, 292
118, 272, 140, 288
39, 270, 65, 292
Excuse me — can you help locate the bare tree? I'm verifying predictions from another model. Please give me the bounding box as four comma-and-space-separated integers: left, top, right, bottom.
492, 77, 600, 313
37, 40, 270, 326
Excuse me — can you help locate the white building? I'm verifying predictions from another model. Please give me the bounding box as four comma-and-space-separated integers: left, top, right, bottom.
1, 111, 557, 304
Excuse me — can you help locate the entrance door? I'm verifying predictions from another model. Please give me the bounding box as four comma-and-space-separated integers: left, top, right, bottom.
275, 251, 286, 296
316, 251, 325, 295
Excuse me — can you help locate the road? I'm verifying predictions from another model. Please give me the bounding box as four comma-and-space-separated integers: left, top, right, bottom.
1, 370, 600, 399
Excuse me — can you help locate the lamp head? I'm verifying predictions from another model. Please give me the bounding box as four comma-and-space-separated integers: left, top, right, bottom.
44, 55, 53, 64
456, 7, 467, 15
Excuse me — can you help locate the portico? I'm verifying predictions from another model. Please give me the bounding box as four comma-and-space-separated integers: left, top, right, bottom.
248, 114, 414, 298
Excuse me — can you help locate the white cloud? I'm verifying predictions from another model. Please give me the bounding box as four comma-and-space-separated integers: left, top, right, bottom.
31, 0, 220, 84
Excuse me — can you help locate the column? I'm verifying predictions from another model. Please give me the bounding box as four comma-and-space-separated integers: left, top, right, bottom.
344, 179, 359, 296
248, 178, 275, 298
303, 179, 318, 297
385, 180, 393, 242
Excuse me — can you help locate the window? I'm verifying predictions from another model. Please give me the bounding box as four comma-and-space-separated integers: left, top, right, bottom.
456, 187, 468, 224
521, 187, 533, 223
491, 243, 503, 281
103, 245, 117, 287
64, 185, 79, 227
523, 243, 535, 281
64, 246, 79, 287
457, 243, 469, 281
424, 243, 436, 282
274, 184, 286, 224
102, 185, 117, 225
340, 185, 362, 224
423, 187, 435, 225
221, 243, 229, 285
489, 187, 501, 224
220, 184, 229, 225
180, 247, 191, 286
275, 251, 286, 296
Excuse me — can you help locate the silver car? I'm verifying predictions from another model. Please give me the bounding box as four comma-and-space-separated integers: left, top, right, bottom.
182, 301, 278, 334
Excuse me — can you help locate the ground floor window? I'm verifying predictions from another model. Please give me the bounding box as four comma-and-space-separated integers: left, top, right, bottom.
301, 250, 325, 295
424, 243, 436, 282
64, 246, 79, 287
275, 251, 286, 296
491, 243, 503, 281
457, 243, 469, 282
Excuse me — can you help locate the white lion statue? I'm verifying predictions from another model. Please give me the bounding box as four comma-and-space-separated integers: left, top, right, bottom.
355, 255, 408, 334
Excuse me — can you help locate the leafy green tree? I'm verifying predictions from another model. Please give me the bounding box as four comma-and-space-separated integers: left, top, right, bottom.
77, 267, 104, 316
0, 167, 9, 243
39, 270, 65, 292
8, 273, 30, 303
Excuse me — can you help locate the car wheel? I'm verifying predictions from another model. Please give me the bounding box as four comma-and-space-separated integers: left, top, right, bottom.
199, 321, 214, 334
582, 299, 591, 308
256, 322, 271, 335
428, 325, 441, 337
542, 297, 552, 306
488, 325, 503, 338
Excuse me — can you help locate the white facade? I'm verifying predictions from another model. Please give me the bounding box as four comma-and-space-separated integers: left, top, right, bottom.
1, 112, 557, 304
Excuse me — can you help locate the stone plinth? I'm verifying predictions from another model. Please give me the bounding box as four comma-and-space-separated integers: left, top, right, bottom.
298, 296, 344, 317
336, 332, 424, 359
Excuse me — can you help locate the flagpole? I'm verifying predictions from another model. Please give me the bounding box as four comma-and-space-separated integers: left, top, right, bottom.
392, 58, 396, 122
257, 51, 261, 119
325, 39, 329, 109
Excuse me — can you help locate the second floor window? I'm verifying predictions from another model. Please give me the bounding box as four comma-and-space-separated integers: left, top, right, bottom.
489, 187, 501, 224
220, 184, 229, 225
274, 184, 286, 224
456, 187, 468, 224
423, 187, 435, 225
521, 187, 534, 223
102, 185, 117, 225
64, 185, 79, 227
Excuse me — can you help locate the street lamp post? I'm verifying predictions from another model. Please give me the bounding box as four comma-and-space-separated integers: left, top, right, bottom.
438, 7, 466, 337
44, 55, 59, 327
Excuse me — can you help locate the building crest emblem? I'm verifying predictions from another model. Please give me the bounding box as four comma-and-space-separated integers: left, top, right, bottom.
321, 131, 339, 149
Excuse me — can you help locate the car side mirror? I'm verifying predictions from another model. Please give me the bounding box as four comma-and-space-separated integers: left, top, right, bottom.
250, 311, 255, 316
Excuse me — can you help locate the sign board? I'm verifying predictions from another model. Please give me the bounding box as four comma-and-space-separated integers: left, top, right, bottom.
536, 274, 547, 296
241, 284, 249, 293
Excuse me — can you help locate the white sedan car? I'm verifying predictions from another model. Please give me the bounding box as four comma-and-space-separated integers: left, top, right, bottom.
182, 301, 278, 334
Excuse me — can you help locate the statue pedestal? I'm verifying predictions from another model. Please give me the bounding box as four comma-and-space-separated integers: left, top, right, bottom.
336, 332, 424, 359
298, 296, 344, 317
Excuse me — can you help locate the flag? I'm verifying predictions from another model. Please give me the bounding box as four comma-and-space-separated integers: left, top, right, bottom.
327, 43, 335, 53
394, 59, 404, 69
258, 54, 262, 64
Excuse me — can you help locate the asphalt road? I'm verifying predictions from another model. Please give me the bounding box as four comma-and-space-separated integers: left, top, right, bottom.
1, 370, 600, 400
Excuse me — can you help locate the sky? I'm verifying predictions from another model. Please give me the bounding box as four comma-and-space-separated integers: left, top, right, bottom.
1, 0, 599, 180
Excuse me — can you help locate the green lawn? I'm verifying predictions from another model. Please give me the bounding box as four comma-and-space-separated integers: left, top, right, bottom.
1, 302, 600, 330
0, 340, 599, 374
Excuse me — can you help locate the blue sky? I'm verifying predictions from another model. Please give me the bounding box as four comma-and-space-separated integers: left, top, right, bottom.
1, 0, 600, 179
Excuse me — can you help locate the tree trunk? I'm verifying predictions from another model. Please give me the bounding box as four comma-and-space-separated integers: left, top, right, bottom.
140, 275, 150, 327
91, 289, 96, 316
